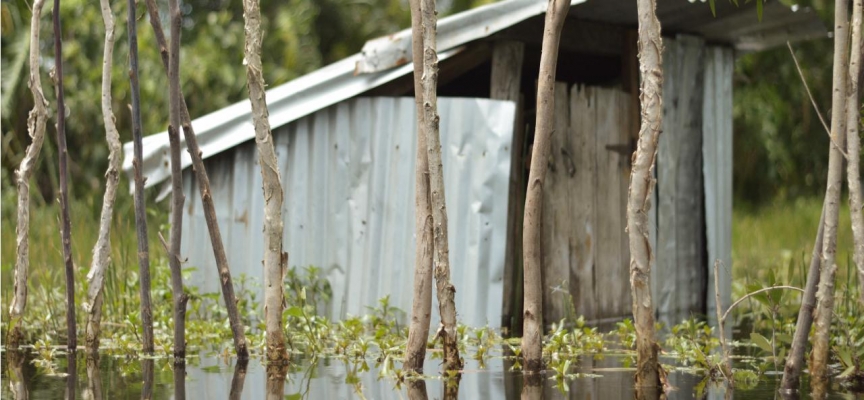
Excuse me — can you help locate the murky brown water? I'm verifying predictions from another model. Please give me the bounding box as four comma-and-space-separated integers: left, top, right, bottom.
1, 351, 858, 399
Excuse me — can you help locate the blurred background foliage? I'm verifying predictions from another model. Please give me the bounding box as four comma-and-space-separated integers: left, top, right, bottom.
733, 0, 863, 206
1, 0, 854, 207
0, 0, 461, 204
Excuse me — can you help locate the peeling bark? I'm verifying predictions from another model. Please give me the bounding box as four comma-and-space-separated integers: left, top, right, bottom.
846, 0, 863, 305
404, 0, 434, 374
420, 0, 462, 373
84, 0, 121, 353
242, 0, 288, 364
8, 0, 49, 351
521, 0, 569, 374
630, 0, 664, 388
143, 0, 249, 359
128, 0, 154, 353
53, 0, 77, 352
811, 0, 849, 384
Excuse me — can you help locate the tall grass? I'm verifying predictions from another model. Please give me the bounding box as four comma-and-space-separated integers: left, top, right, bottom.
0, 172, 168, 343
733, 196, 855, 289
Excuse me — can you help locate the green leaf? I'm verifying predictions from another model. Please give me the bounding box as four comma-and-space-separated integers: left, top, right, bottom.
708, 0, 716, 16
775, 333, 793, 344
836, 348, 854, 367
286, 306, 304, 318
750, 332, 774, 353
839, 365, 857, 379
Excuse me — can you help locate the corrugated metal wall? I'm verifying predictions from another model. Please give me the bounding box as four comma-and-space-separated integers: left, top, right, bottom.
703, 46, 734, 331
181, 97, 515, 328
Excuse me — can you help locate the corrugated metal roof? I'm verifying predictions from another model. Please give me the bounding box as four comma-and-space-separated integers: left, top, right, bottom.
123, 0, 824, 188
569, 0, 826, 52
182, 97, 515, 328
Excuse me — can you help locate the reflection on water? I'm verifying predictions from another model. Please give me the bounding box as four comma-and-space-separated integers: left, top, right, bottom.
266, 365, 287, 400
142, 359, 154, 400
229, 360, 247, 400
0, 351, 857, 399
65, 354, 76, 400
7, 351, 27, 400
85, 354, 101, 400
174, 362, 186, 400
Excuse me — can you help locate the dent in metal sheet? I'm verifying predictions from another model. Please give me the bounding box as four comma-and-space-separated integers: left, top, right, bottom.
182, 96, 514, 328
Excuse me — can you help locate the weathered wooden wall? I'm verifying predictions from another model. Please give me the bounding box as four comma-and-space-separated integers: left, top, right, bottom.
538, 36, 732, 329
541, 84, 633, 326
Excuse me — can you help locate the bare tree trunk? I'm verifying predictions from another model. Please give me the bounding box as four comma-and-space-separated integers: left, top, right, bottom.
846, 0, 863, 305
266, 366, 288, 400
242, 0, 288, 365
165, 0, 188, 361
8, 0, 49, 351
521, 0, 569, 374
419, 0, 462, 373
143, 0, 249, 359
630, 0, 664, 388
84, 0, 121, 353
780, 205, 825, 392
128, 0, 154, 354
53, 0, 77, 352
713, 261, 732, 379
811, 0, 849, 383
407, 380, 429, 400
404, 0, 434, 374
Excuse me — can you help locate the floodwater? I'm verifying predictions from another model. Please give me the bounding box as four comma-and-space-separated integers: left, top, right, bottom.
1, 350, 858, 399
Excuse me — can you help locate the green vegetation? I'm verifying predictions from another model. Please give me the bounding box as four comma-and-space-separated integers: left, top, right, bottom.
3, 180, 862, 391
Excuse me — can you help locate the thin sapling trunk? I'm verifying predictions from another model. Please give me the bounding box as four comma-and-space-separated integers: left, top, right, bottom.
128, 0, 155, 353
8, 0, 49, 350
811, 0, 849, 382
846, 0, 863, 305
166, 0, 188, 361
420, 0, 462, 373
780, 204, 825, 392
242, 0, 288, 364
521, 0, 569, 373
84, 0, 122, 353
54, 0, 77, 352
143, 0, 249, 359
630, 0, 664, 388
404, 0, 435, 374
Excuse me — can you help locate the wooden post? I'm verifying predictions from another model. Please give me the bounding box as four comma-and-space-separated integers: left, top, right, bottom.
491, 40, 525, 334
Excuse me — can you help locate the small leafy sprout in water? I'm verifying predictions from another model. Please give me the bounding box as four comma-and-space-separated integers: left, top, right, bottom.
31, 337, 60, 375
615, 318, 636, 349
549, 358, 574, 393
